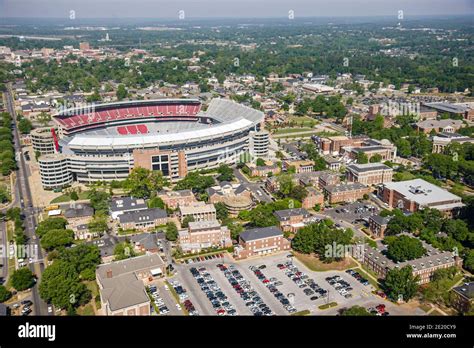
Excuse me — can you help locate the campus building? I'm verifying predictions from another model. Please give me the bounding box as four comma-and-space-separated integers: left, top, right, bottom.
346, 163, 393, 185
274, 208, 312, 232
38, 98, 267, 188
380, 179, 464, 216
178, 220, 232, 253
323, 182, 371, 204
234, 226, 291, 259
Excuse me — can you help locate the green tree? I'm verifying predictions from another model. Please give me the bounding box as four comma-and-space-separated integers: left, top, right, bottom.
174, 172, 214, 194
18, 117, 33, 134
291, 220, 353, 262
39, 260, 91, 309
146, 195, 164, 209
215, 202, 229, 221
217, 164, 234, 182
87, 214, 108, 236
386, 235, 426, 262
369, 154, 383, 163
70, 191, 79, 201
256, 158, 266, 166
182, 215, 195, 228
384, 266, 419, 301
36, 217, 68, 238
356, 152, 368, 164
11, 268, 36, 291
40, 229, 74, 251
124, 167, 168, 198
88, 189, 110, 215
165, 221, 178, 241
116, 84, 128, 100
0, 285, 12, 302
289, 185, 308, 202
114, 242, 136, 260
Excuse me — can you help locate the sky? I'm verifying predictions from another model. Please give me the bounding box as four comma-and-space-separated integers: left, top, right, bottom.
0, 0, 473, 19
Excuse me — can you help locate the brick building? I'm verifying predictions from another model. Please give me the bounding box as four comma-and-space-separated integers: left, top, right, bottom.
346, 163, 393, 185
323, 182, 371, 204
96, 254, 165, 316
234, 226, 291, 259
118, 208, 168, 232
179, 202, 217, 222
380, 179, 464, 216
368, 215, 392, 238
157, 189, 197, 209
178, 220, 232, 253
451, 282, 474, 313
302, 187, 324, 209
274, 208, 312, 232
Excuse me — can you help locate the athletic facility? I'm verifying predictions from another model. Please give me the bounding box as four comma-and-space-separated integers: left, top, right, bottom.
37, 98, 269, 189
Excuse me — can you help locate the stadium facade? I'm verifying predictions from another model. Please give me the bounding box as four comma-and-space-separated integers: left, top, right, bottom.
37, 98, 269, 189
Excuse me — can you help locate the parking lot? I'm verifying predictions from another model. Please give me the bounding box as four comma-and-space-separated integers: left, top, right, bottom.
173, 252, 416, 315
324, 202, 380, 225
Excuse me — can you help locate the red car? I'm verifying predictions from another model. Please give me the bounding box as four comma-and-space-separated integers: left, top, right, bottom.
376, 291, 387, 299
217, 309, 225, 315
262, 279, 269, 283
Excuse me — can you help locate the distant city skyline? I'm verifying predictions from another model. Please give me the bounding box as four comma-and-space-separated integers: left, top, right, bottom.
0, 0, 473, 19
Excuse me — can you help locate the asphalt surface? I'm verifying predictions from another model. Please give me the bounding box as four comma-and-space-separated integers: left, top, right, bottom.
5, 86, 49, 316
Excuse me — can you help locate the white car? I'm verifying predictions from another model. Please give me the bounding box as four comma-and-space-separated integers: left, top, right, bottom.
47, 305, 53, 313
164, 285, 169, 291
175, 303, 181, 310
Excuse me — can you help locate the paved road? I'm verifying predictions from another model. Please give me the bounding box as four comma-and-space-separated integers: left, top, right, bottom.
0, 221, 7, 281
5, 86, 49, 316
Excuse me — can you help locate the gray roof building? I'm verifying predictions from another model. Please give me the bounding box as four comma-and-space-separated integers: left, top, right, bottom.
240, 226, 283, 242
64, 204, 94, 219
274, 208, 311, 221
118, 208, 167, 224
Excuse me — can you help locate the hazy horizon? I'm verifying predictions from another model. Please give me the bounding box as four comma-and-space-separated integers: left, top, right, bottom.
0, 0, 473, 19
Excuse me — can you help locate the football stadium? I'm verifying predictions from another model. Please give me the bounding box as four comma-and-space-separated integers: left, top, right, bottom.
37, 98, 269, 189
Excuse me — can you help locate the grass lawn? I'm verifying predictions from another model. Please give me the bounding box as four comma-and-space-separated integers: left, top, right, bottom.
319, 302, 338, 310
84, 280, 99, 297
77, 304, 95, 316
50, 191, 90, 204
294, 252, 357, 272
273, 127, 313, 135
291, 309, 311, 316
288, 116, 318, 127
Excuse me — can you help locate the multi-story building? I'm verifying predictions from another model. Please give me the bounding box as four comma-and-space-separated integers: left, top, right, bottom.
368, 215, 392, 239
346, 163, 393, 185
353, 238, 461, 284
451, 282, 474, 313
247, 163, 281, 177
179, 202, 216, 223
249, 129, 270, 158
416, 119, 464, 134
31, 127, 57, 155
274, 208, 312, 232
432, 133, 474, 154
118, 208, 168, 232
157, 189, 197, 209
380, 179, 464, 216
38, 153, 73, 189
207, 182, 253, 217
96, 254, 165, 316
234, 226, 291, 259
349, 139, 397, 162
318, 172, 340, 189
323, 182, 371, 204
315, 135, 368, 155
133, 148, 187, 182
38, 99, 267, 188
283, 160, 315, 174
302, 187, 324, 210
110, 196, 148, 220
178, 220, 232, 253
